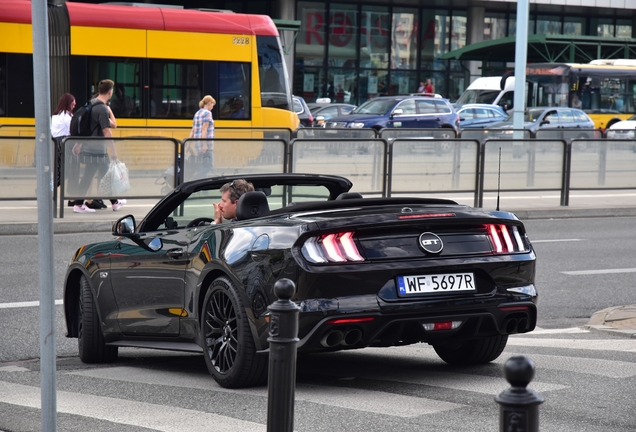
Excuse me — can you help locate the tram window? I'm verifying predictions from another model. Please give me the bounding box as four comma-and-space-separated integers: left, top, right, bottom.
218, 62, 250, 120
87, 58, 142, 118
151, 61, 201, 119
0, 55, 5, 117
257, 36, 289, 109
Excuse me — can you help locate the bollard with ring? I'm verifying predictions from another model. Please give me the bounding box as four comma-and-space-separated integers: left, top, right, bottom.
495, 355, 545, 432
266, 278, 300, 432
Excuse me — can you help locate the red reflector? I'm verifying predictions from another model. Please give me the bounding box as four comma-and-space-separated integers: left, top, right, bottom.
433, 322, 454, 331
325, 317, 375, 325
398, 213, 455, 220
500, 306, 529, 312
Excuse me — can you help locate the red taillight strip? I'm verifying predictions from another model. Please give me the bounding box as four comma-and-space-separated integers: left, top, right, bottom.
301, 231, 365, 264
500, 225, 514, 252
325, 317, 375, 325
487, 224, 528, 254
488, 224, 503, 253
500, 306, 529, 312
398, 213, 456, 220
322, 233, 347, 262
339, 232, 364, 261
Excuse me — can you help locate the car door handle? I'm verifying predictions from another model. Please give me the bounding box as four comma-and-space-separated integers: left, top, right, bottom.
166, 248, 184, 259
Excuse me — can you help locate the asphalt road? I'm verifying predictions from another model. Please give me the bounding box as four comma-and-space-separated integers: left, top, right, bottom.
1, 218, 636, 431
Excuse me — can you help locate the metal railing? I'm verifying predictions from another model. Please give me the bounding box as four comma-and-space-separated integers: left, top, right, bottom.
1, 127, 636, 217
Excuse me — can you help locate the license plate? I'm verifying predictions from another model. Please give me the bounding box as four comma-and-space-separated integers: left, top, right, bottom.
397, 273, 476, 296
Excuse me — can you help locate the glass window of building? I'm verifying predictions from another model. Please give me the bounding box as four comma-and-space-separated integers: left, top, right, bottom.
327, 68, 357, 103
563, 17, 585, 35
592, 18, 615, 36
360, 5, 390, 69
358, 70, 388, 104
537, 15, 562, 35
391, 7, 418, 70
450, 12, 467, 52
421, 10, 449, 70
617, 19, 632, 38
296, 2, 327, 68
328, 4, 358, 69
484, 13, 507, 40
391, 70, 417, 95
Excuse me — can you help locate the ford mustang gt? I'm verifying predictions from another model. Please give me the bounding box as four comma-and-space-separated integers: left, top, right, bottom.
63, 173, 537, 388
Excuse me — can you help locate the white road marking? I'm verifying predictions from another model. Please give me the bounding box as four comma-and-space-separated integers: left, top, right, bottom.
0, 381, 266, 432
0, 299, 63, 309
499, 352, 636, 378
528, 327, 590, 334
508, 335, 636, 353
68, 367, 461, 418
0, 380, 267, 432
562, 268, 636, 275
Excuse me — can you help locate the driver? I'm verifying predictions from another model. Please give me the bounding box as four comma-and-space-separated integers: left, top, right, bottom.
213, 179, 254, 224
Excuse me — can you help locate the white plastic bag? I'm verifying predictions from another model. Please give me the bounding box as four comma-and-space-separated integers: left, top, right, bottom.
99, 160, 130, 196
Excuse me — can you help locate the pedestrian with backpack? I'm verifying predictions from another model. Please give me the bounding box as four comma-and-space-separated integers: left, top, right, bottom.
73, 79, 127, 213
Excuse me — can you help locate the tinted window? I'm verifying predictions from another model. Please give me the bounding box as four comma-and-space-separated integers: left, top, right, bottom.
396, 100, 416, 114
257, 35, 291, 110
416, 99, 437, 114
434, 100, 451, 113
218, 62, 250, 120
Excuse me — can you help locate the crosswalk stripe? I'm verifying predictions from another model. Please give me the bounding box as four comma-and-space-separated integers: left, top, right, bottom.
68, 367, 462, 418
508, 335, 636, 352
0, 381, 266, 432
498, 352, 636, 378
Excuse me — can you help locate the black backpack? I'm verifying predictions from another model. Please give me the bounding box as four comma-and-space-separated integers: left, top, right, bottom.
70, 101, 97, 136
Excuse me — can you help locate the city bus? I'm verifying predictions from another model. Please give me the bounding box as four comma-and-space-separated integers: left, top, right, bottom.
0, 0, 298, 133
456, 61, 636, 130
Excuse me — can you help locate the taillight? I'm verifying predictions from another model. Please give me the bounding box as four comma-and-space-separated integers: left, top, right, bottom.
301, 231, 365, 264
486, 224, 528, 253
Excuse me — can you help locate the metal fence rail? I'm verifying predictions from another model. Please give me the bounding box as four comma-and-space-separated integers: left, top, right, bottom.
2, 130, 636, 217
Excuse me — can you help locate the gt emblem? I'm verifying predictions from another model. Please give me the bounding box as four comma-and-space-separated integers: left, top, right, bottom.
418, 232, 443, 254
99, 272, 109, 279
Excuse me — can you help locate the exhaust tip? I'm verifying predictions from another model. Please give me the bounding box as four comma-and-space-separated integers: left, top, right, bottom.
517, 317, 529, 333
504, 318, 518, 334
320, 330, 344, 348
341, 329, 362, 346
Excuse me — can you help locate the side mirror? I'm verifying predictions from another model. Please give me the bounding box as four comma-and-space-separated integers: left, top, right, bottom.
113, 215, 137, 237
391, 108, 404, 117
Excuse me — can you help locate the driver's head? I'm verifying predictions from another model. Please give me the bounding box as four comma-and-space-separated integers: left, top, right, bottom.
218, 179, 254, 220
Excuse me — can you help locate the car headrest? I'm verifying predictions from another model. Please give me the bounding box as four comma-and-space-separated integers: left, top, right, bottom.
335, 192, 363, 200
236, 191, 269, 220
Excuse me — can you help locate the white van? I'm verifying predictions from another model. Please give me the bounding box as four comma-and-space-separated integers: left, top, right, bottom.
454, 76, 515, 110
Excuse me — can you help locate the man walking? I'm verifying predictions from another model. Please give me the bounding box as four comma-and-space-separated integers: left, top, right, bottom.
74, 79, 127, 213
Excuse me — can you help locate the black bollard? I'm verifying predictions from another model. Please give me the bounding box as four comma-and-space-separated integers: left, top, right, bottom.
266, 278, 300, 432
495, 355, 545, 432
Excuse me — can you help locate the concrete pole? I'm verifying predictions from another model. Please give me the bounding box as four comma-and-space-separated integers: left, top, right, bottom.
512, 0, 530, 135
31, 0, 57, 430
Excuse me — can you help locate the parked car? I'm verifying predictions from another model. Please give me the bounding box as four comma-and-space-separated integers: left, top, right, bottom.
324, 95, 460, 132
63, 173, 537, 388
307, 102, 356, 127
606, 115, 636, 139
456, 103, 508, 129
293, 95, 313, 127
485, 107, 596, 138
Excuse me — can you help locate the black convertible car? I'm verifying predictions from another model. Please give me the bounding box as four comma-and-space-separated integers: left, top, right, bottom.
63, 173, 537, 388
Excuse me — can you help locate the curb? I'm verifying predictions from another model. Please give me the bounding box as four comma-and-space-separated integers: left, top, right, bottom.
0, 221, 113, 236
584, 324, 636, 339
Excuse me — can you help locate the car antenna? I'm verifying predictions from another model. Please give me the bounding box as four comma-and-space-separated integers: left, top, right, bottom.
496, 147, 502, 211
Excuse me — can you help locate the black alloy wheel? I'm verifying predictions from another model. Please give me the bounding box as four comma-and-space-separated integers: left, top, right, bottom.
78, 275, 118, 363
201, 277, 267, 388
432, 334, 508, 365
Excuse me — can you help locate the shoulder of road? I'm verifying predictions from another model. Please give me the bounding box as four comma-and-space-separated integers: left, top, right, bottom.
1, 197, 635, 338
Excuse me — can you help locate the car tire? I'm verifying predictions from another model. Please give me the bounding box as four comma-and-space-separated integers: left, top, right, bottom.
201, 276, 268, 388
432, 334, 508, 365
78, 275, 118, 363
